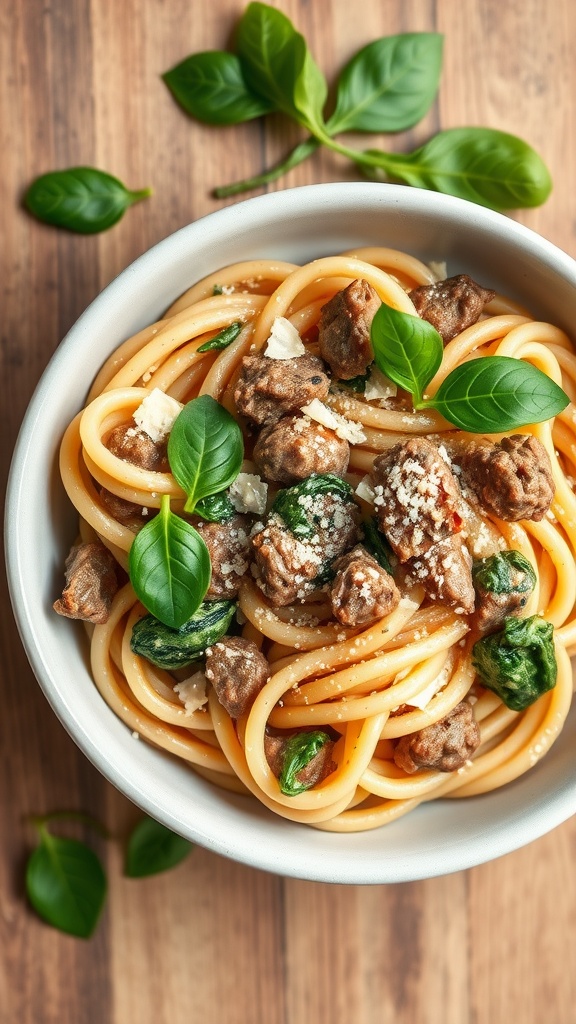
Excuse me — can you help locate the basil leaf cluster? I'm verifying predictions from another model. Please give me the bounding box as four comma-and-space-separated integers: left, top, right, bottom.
25, 167, 151, 233
163, 2, 551, 210
370, 302, 569, 433
128, 395, 244, 630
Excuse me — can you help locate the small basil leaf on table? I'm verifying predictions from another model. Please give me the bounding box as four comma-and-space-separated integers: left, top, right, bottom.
237, 2, 327, 133
197, 321, 243, 353
370, 301, 443, 404
128, 495, 211, 629
424, 356, 570, 432
26, 825, 107, 938
167, 395, 244, 514
125, 817, 193, 878
24, 167, 152, 233
362, 127, 552, 210
327, 32, 443, 135
162, 51, 275, 124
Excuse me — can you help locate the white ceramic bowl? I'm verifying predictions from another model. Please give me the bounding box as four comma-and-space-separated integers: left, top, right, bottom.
7, 182, 576, 883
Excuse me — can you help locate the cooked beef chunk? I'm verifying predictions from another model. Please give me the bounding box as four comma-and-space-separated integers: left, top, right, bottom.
195, 514, 252, 599
371, 437, 463, 561
205, 636, 270, 718
318, 278, 381, 379
105, 424, 169, 471
393, 700, 481, 774
234, 352, 330, 426
329, 544, 400, 626
99, 487, 150, 532
460, 435, 554, 522
406, 535, 475, 614
53, 542, 118, 624
252, 494, 359, 607
253, 414, 350, 485
409, 274, 495, 343
264, 731, 337, 788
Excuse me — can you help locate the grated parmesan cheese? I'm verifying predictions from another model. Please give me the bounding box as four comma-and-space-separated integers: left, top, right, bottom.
355, 475, 376, 505
264, 317, 306, 359
428, 260, 447, 282
173, 670, 208, 715
229, 473, 268, 515
301, 398, 366, 444
404, 662, 451, 710
364, 366, 397, 402
133, 388, 183, 443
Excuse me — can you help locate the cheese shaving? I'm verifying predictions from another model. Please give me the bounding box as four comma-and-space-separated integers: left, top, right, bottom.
264, 317, 306, 359
300, 398, 366, 444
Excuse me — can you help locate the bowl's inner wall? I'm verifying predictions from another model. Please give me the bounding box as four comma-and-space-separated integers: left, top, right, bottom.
7, 184, 576, 883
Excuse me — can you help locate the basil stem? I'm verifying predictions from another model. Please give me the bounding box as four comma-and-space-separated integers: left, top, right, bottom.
213, 137, 320, 198
25, 167, 152, 233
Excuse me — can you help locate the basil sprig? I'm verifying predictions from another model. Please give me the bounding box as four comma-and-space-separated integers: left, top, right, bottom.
128, 395, 244, 629
371, 302, 570, 432
24, 167, 152, 233
125, 817, 193, 877
163, 3, 551, 210
197, 321, 243, 353
129, 495, 211, 629
167, 394, 243, 514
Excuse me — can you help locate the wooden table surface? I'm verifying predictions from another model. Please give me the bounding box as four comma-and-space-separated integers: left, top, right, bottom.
3, 1, 576, 1021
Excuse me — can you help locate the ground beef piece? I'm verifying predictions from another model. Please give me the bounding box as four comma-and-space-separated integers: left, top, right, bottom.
371, 437, 463, 561
252, 497, 359, 607
99, 487, 151, 532
253, 414, 350, 485
234, 352, 330, 426
53, 542, 118, 624
105, 424, 169, 471
409, 274, 495, 343
393, 700, 481, 774
264, 731, 337, 788
318, 278, 381, 379
195, 514, 252, 599
406, 535, 475, 613
460, 435, 554, 522
474, 580, 530, 636
329, 544, 400, 626
205, 636, 270, 718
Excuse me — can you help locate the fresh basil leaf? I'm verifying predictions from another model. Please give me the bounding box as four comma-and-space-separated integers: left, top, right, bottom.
26, 826, 107, 938
237, 2, 327, 133
167, 395, 244, 514
125, 817, 193, 878
363, 128, 552, 210
424, 356, 569, 432
327, 33, 443, 135
163, 51, 274, 125
197, 321, 243, 353
24, 167, 151, 233
370, 301, 442, 404
279, 731, 333, 796
194, 491, 236, 523
128, 495, 211, 629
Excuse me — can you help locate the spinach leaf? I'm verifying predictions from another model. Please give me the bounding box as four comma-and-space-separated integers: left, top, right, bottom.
472, 550, 536, 597
272, 474, 355, 539
424, 356, 569, 432
362, 127, 552, 210
131, 599, 237, 670
128, 495, 211, 629
279, 731, 333, 796
197, 321, 243, 353
167, 395, 244, 513
125, 817, 193, 877
472, 615, 556, 711
26, 824, 107, 938
370, 301, 443, 404
194, 490, 236, 523
237, 2, 327, 134
163, 51, 274, 124
361, 518, 394, 576
337, 371, 370, 393
24, 167, 151, 233
327, 33, 443, 135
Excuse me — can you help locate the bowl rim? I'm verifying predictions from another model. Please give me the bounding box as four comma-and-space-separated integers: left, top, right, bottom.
7, 181, 576, 884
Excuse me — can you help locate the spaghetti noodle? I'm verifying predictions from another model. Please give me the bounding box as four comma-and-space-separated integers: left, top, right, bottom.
57, 247, 576, 832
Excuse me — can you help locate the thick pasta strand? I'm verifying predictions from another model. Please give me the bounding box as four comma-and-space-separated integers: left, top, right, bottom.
54, 251, 576, 832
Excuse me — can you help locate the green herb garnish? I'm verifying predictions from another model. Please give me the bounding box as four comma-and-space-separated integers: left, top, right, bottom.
197, 321, 243, 353
472, 615, 557, 711
279, 731, 333, 796
167, 395, 244, 514
125, 817, 193, 877
24, 167, 151, 233
370, 302, 569, 432
163, 4, 551, 209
